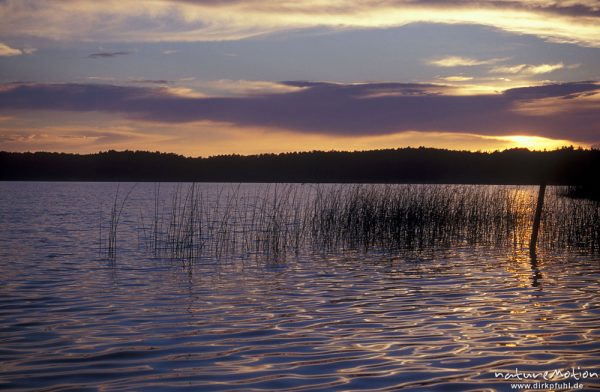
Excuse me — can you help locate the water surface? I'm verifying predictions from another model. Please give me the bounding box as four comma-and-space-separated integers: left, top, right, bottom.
0, 182, 598, 391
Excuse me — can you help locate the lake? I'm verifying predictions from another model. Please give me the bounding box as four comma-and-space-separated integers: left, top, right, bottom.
0, 182, 598, 391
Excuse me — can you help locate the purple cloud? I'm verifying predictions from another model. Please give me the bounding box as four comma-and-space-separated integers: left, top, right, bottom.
0, 81, 598, 143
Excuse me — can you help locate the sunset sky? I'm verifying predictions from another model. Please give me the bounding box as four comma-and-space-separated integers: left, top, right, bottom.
0, 0, 599, 156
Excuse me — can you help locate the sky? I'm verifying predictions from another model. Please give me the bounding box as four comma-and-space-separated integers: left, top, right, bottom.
0, 0, 599, 156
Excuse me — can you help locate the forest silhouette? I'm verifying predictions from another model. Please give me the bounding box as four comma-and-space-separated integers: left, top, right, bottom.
1, 147, 598, 187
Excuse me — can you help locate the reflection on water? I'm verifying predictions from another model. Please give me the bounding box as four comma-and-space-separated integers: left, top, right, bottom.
0, 182, 598, 391
529, 253, 542, 288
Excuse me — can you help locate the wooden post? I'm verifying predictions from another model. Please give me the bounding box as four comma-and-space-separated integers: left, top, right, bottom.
530, 182, 546, 257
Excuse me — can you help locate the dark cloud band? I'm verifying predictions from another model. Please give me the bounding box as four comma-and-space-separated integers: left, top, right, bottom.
0, 81, 598, 143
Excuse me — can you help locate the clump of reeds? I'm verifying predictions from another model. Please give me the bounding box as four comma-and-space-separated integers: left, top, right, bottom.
139, 183, 310, 262
106, 183, 600, 261
310, 184, 600, 254
540, 187, 600, 254
307, 185, 535, 252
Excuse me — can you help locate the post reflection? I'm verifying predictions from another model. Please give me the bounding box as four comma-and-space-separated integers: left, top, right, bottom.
529, 252, 542, 288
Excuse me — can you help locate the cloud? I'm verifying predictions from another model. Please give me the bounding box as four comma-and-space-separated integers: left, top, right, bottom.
431, 58, 568, 77
0, 43, 22, 56
0, 81, 598, 144
87, 51, 132, 59
490, 63, 565, 75
0, 42, 35, 56
0, 1, 599, 47
86, 76, 117, 81
189, 79, 307, 97
3, 120, 553, 156
0, 125, 162, 152
428, 56, 505, 67
130, 79, 173, 85
439, 76, 474, 82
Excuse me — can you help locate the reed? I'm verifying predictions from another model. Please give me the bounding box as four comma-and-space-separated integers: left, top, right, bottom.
101, 183, 136, 259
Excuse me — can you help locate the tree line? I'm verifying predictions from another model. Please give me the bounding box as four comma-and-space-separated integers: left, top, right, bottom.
1, 147, 598, 185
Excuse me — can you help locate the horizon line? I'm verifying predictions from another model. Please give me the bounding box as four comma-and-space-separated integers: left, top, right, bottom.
1, 145, 596, 160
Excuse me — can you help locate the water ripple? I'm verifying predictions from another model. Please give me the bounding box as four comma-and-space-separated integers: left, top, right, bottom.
0, 183, 599, 391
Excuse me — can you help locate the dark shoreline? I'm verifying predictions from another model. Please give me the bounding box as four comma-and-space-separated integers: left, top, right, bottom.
2, 147, 599, 185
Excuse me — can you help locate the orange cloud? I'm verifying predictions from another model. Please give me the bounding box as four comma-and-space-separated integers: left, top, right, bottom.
0, 120, 587, 156
428, 56, 506, 67
0, 42, 35, 56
